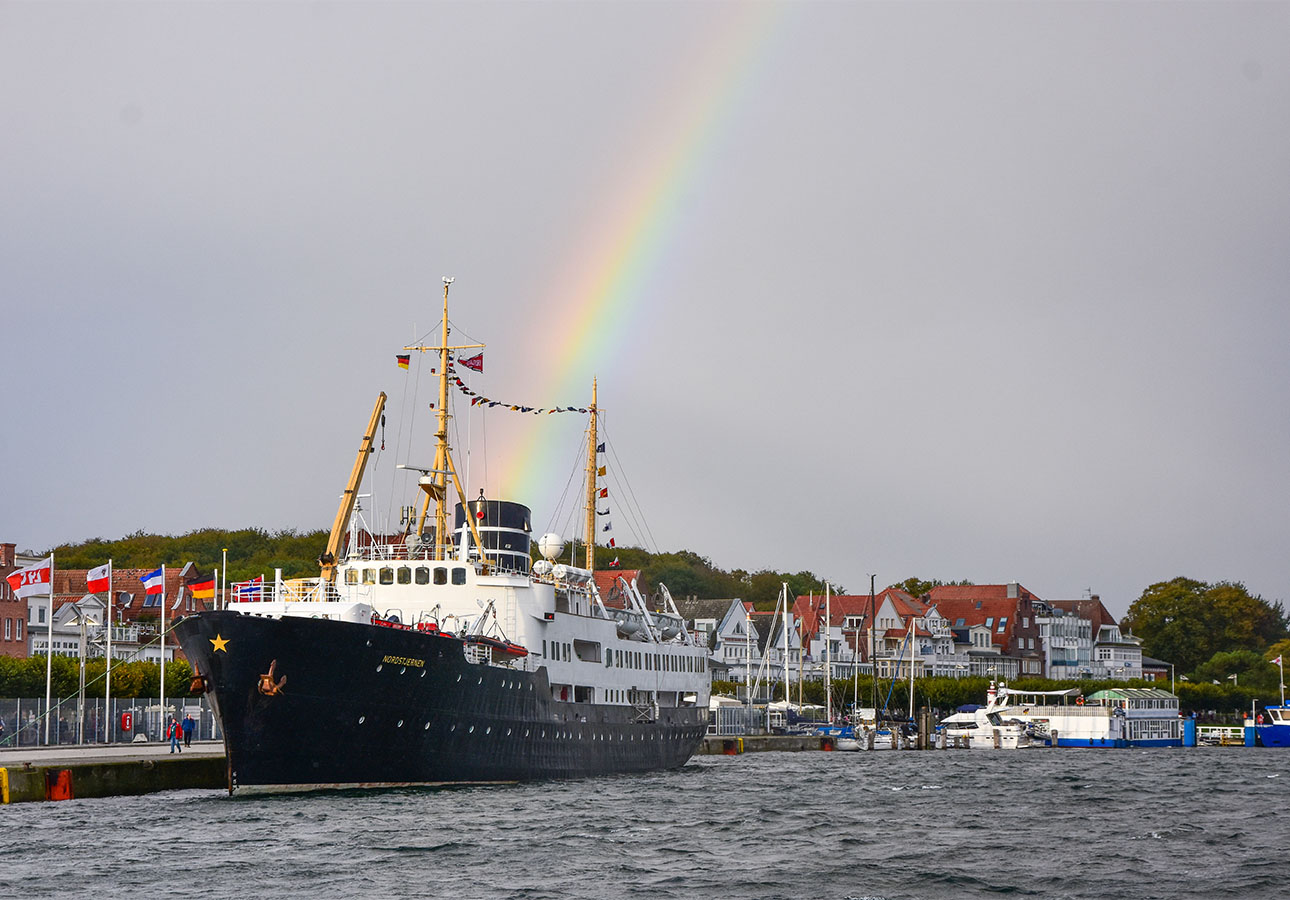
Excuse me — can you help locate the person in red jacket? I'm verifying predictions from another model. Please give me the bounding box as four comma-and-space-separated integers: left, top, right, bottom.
168, 717, 182, 753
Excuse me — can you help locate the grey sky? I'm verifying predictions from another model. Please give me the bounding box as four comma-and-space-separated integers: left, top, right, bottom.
3, 2, 1288, 618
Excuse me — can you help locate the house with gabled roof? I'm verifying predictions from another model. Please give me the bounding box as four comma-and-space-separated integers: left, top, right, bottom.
925, 582, 1045, 677
749, 608, 803, 686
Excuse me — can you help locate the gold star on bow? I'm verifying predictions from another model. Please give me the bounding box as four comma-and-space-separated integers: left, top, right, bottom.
210, 634, 229, 653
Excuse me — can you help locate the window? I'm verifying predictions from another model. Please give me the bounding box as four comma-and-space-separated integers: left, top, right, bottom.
433, 568, 448, 586
985, 617, 993, 627
38, 607, 46, 623
397, 568, 411, 585
362, 568, 377, 585
452, 568, 467, 585
379, 567, 394, 585
344, 569, 358, 585
415, 567, 430, 585
956, 618, 965, 627
16, 619, 22, 641
4, 618, 10, 640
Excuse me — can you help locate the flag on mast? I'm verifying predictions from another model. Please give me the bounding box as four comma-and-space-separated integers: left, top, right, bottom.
189, 578, 216, 599
459, 352, 484, 372
140, 567, 164, 595
6, 557, 53, 599
86, 563, 111, 594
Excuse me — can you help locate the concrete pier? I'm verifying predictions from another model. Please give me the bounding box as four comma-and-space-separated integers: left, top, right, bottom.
0, 742, 226, 804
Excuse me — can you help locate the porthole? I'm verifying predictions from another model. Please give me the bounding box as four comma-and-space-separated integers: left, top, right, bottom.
358, 716, 366, 724
485, 726, 492, 734
365, 640, 372, 647
397, 720, 404, 728
468, 725, 475, 733
524, 729, 530, 737
478, 677, 483, 685
424, 722, 431, 730
421, 670, 427, 678
450, 724, 457, 732
456, 674, 462, 682
376, 664, 383, 672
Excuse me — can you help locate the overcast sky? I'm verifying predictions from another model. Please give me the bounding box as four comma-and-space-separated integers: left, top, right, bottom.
4, 2, 1288, 617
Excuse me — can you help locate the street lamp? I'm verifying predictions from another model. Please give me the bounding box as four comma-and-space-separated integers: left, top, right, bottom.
71, 601, 101, 745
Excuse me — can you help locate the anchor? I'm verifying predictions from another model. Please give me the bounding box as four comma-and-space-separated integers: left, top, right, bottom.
258, 659, 287, 696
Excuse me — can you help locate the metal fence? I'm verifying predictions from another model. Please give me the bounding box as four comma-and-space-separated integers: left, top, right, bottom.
0, 696, 222, 747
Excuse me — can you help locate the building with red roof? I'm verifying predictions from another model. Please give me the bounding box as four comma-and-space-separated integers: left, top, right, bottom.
925, 582, 1045, 677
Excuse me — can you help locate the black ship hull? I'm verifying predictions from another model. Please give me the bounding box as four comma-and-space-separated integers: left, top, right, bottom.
175, 610, 707, 793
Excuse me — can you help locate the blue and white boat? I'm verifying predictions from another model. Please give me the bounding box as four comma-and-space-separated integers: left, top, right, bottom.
984, 683, 1183, 748
1255, 705, 1290, 747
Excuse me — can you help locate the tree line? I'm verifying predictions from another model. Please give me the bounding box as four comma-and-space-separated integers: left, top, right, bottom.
0, 655, 195, 700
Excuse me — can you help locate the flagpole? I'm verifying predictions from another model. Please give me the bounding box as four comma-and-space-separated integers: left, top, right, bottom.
160, 564, 166, 731
221, 548, 227, 611
45, 553, 54, 745
105, 559, 113, 744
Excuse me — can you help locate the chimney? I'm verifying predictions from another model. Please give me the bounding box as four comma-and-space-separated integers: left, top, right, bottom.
0, 543, 13, 567
1007, 582, 1019, 599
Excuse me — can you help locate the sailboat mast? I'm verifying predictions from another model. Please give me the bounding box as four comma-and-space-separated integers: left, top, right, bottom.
584, 379, 598, 571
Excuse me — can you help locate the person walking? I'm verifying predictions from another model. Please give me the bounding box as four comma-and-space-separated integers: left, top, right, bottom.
182, 714, 195, 748
168, 717, 182, 753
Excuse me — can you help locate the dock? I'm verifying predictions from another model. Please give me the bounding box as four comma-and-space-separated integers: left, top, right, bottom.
0, 741, 226, 804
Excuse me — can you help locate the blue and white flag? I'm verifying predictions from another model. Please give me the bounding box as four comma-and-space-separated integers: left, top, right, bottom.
140, 567, 164, 595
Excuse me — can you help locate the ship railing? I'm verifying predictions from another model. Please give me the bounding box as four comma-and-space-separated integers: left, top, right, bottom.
1196, 725, 1245, 746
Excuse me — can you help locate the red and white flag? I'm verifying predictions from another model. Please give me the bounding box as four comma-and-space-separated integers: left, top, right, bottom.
459, 352, 484, 373
1273, 655, 1284, 666
6, 557, 53, 599
87, 563, 111, 593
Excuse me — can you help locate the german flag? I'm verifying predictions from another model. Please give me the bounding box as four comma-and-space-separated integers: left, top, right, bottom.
396, 354, 410, 370
189, 578, 216, 599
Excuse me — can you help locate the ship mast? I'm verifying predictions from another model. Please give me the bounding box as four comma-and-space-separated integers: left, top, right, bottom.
584, 379, 598, 571
403, 278, 488, 565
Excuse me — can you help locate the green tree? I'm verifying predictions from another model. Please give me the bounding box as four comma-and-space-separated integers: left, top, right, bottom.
1124, 577, 1288, 674
1193, 649, 1277, 692
890, 577, 973, 598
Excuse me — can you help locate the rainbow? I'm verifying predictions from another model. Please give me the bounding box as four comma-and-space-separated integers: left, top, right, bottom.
479, 3, 787, 521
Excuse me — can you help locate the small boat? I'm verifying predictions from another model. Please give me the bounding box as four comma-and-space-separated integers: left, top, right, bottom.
939, 705, 1035, 750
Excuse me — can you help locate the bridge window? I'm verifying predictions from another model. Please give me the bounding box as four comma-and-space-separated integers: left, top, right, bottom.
452, 568, 467, 585
362, 568, 377, 585
397, 568, 411, 585
344, 570, 358, 585
379, 567, 395, 585
434, 567, 448, 586
415, 567, 430, 585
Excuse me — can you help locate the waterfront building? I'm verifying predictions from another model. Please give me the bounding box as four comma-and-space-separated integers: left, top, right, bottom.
1048, 596, 1143, 680
925, 582, 1045, 677
1035, 599, 1094, 679
0, 542, 36, 658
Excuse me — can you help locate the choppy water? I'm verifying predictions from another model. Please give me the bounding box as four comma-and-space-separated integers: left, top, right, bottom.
2, 747, 1285, 899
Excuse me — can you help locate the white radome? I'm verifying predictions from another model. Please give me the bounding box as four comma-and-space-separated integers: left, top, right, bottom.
538, 533, 565, 561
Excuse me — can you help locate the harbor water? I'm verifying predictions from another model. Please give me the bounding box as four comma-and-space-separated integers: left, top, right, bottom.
1, 747, 1284, 899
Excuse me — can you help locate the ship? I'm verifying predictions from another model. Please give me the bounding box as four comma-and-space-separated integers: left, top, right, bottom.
175, 279, 711, 794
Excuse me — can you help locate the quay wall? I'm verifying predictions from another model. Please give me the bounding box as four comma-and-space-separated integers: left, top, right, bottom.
2, 756, 226, 804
